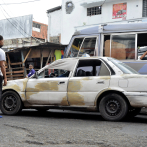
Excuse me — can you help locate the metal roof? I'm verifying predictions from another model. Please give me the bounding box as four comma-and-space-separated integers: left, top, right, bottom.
47, 6, 61, 13
3, 42, 67, 53
75, 22, 147, 35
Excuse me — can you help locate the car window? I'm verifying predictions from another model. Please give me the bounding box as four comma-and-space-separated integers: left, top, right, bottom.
38, 69, 70, 78
108, 57, 139, 74
75, 59, 110, 77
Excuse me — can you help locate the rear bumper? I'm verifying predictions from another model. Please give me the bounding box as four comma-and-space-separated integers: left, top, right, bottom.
123, 92, 147, 107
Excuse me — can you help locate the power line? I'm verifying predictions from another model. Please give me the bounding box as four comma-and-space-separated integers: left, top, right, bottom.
0, 0, 41, 5
0, 0, 44, 43
0, 6, 28, 38
101, 0, 106, 6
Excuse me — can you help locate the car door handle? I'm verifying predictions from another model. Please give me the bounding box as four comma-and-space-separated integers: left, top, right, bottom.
58, 81, 65, 85
97, 81, 104, 84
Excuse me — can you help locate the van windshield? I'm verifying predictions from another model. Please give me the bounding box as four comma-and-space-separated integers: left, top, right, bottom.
108, 58, 139, 74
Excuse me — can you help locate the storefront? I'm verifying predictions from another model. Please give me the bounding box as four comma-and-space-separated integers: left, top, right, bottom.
5, 42, 66, 80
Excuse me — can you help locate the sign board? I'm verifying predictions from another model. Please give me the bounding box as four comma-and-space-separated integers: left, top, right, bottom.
113, 3, 127, 19
0, 15, 33, 40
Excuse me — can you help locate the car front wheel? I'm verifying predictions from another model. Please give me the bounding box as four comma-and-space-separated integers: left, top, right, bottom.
0, 91, 22, 115
99, 93, 128, 121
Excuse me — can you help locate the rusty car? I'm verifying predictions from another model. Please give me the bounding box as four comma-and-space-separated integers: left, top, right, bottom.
1, 57, 146, 121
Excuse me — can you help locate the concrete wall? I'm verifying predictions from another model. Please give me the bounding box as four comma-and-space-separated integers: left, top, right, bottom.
47, 9, 62, 42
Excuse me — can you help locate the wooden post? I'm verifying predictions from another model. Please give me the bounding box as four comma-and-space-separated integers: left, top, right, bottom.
7, 53, 13, 80
23, 48, 32, 63
46, 50, 52, 65
7, 53, 11, 69
21, 50, 25, 66
40, 49, 43, 69
21, 50, 26, 77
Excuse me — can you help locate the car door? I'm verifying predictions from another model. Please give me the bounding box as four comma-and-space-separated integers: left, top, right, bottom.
67, 59, 111, 107
26, 69, 70, 106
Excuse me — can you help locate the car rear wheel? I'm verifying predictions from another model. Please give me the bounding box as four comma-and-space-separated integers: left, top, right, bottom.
0, 91, 22, 115
99, 93, 128, 121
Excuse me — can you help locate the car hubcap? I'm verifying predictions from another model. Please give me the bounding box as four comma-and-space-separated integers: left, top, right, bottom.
3, 95, 17, 111
106, 99, 121, 116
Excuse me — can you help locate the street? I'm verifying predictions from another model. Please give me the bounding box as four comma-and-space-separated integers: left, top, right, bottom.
0, 109, 147, 147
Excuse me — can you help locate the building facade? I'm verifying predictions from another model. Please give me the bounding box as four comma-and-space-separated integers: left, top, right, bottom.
47, 6, 62, 44
47, 0, 147, 45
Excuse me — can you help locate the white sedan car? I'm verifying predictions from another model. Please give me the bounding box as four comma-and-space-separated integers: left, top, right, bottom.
1, 57, 146, 121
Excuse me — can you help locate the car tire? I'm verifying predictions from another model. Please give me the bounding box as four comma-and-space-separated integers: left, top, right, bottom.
0, 91, 22, 115
99, 93, 128, 121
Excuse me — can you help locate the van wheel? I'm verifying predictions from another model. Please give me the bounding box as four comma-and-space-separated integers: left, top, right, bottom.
99, 93, 128, 121
0, 91, 22, 115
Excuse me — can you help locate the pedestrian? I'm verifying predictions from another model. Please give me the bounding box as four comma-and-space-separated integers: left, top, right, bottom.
26, 64, 35, 78
0, 35, 7, 114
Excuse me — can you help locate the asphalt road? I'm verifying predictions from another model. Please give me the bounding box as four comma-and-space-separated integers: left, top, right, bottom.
0, 109, 147, 147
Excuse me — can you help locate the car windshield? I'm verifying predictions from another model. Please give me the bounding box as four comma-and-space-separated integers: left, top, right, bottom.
108, 58, 139, 74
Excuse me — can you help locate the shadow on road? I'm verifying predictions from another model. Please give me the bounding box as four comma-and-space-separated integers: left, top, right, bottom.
1, 109, 147, 123
18, 109, 104, 121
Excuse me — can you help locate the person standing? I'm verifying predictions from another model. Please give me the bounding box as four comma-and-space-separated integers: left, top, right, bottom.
0, 35, 7, 102
26, 64, 35, 78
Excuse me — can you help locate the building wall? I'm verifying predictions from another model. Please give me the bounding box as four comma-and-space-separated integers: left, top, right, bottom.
32, 21, 48, 40
47, 9, 62, 43
61, 0, 143, 44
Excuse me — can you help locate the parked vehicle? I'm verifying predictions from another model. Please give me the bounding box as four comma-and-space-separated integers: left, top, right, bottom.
1, 57, 146, 121
64, 23, 147, 74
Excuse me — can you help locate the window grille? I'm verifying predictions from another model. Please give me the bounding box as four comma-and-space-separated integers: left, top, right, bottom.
143, 0, 147, 17
87, 6, 102, 16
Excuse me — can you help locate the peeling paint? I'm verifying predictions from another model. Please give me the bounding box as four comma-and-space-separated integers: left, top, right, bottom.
26, 92, 37, 100
3, 84, 21, 92
26, 81, 59, 92
60, 96, 69, 106
68, 92, 85, 105
68, 81, 82, 92
99, 76, 111, 80
22, 78, 29, 91
82, 77, 92, 81
20, 93, 25, 100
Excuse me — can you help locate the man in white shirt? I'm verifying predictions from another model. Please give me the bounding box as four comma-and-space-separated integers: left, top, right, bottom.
0, 35, 7, 89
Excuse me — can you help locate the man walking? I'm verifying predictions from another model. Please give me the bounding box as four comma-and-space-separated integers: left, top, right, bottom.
0, 35, 7, 111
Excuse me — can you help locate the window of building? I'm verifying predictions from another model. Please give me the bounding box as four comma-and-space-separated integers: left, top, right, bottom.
87, 6, 102, 16
143, 0, 147, 17
33, 22, 41, 32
